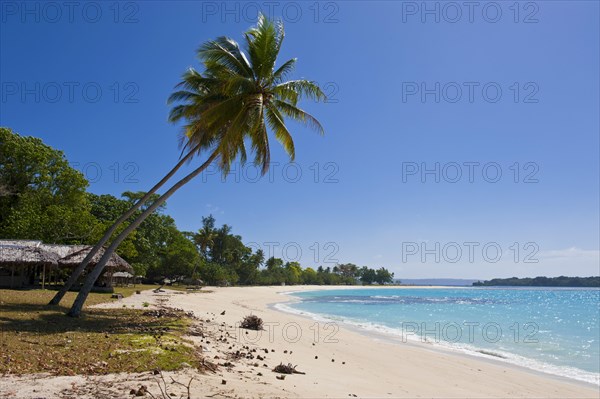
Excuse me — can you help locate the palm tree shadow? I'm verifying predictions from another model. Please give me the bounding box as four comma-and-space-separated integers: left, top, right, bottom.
0, 304, 168, 335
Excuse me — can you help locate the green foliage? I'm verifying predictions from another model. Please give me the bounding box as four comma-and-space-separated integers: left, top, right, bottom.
87, 193, 138, 259
473, 276, 600, 287
198, 261, 238, 286
375, 267, 394, 284
0, 127, 95, 243
359, 266, 377, 285
160, 228, 201, 279
88, 192, 201, 281
187, 216, 263, 285
252, 257, 394, 286
301, 267, 320, 284
121, 190, 165, 212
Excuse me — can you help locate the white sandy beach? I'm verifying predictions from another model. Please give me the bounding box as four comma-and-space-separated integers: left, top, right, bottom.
2, 286, 598, 399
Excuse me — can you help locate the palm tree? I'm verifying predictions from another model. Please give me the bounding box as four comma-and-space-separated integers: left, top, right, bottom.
66, 14, 326, 317
195, 215, 217, 260
48, 142, 201, 306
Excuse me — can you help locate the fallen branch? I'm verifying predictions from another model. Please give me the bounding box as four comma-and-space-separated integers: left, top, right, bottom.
170, 376, 194, 399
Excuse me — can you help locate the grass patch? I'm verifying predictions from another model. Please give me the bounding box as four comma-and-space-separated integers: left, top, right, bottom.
0, 289, 201, 376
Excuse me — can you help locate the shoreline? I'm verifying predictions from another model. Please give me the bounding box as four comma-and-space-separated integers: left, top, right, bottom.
3, 286, 598, 398
271, 285, 599, 389
169, 285, 597, 398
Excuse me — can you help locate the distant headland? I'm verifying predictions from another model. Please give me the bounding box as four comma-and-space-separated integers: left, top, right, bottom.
472, 276, 600, 287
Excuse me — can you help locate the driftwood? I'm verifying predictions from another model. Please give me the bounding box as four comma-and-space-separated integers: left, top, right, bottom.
272, 362, 306, 375
153, 285, 165, 293
143, 370, 194, 399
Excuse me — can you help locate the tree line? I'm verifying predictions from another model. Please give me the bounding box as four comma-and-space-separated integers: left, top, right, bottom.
473, 276, 600, 287
0, 127, 395, 287
189, 215, 395, 286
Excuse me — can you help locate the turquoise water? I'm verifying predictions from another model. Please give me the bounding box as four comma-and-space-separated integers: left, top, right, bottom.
281, 287, 600, 385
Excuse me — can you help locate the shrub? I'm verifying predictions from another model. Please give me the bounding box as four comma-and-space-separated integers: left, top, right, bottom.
240, 314, 263, 330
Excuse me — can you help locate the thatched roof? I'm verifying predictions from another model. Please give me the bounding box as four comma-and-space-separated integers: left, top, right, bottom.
40, 244, 87, 259
112, 271, 133, 278
0, 244, 60, 266
58, 246, 133, 273
0, 240, 133, 274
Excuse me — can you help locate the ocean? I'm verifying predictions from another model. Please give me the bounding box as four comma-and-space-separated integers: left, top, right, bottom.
278, 287, 600, 385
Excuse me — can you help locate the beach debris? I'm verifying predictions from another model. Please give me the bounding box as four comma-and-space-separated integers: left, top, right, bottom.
476, 349, 507, 359
220, 310, 226, 315
111, 293, 123, 299
272, 363, 306, 375
202, 359, 218, 373
143, 308, 194, 319
221, 379, 227, 385
240, 314, 263, 330
331, 359, 335, 362
276, 375, 286, 380
342, 361, 346, 365
315, 356, 318, 359
130, 385, 147, 396
283, 350, 288, 354
257, 372, 263, 376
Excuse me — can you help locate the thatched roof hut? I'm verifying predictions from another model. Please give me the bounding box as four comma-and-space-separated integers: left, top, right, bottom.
0, 241, 60, 288
0, 240, 133, 289
0, 243, 60, 266
58, 246, 133, 274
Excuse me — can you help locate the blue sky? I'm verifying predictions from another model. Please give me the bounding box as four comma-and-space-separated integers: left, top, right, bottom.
1, 1, 598, 279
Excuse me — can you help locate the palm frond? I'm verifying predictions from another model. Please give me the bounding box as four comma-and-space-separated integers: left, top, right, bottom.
266, 104, 295, 160
244, 14, 284, 83
198, 37, 253, 78
272, 58, 296, 85
273, 100, 325, 135
275, 80, 326, 103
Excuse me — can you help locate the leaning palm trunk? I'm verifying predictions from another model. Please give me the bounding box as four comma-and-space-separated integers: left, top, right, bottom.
67, 150, 219, 317
49, 143, 201, 306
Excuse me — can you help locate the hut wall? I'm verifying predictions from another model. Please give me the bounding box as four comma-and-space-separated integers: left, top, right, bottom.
0, 266, 28, 288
